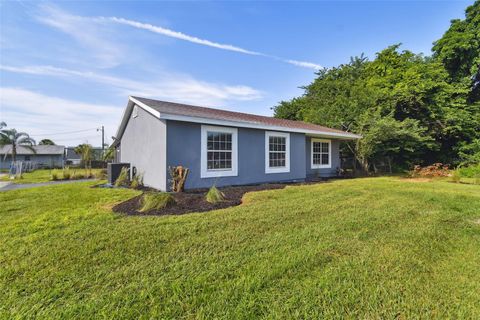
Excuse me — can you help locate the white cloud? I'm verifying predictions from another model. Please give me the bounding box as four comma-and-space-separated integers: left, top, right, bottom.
0, 87, 120, 146
108, 16, 322, 70
109, 17, 262, 56
35, 4, 126, 68
0, 65, 263, 106
35, 4, 322, 70
283, 59, 322, 70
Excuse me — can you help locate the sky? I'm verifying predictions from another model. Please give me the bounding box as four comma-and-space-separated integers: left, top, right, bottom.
0, 0, 472, 147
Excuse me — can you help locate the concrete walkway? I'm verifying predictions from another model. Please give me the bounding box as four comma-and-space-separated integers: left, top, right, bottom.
0, 179, 95, 192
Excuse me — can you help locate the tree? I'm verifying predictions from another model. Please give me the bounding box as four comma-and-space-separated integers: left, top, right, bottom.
39, 139, 55, 145
102, 145, 115, 162
273, 42, 479, 172
0, 128, 36, 162
74, 144, 93, 169
433, 1, 480, 102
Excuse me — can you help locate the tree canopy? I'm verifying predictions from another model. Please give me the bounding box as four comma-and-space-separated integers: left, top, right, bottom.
273, 1, 480, 172
39, 139, 55, 145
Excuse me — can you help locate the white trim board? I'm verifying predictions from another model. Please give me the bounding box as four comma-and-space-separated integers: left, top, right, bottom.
311, 138, 331, 169
265, 131, 290, 174
200, 125, 238, 178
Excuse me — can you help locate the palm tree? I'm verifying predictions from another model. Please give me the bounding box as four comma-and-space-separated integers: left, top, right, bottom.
0, 128, 36, 162
74, 143, 93, 169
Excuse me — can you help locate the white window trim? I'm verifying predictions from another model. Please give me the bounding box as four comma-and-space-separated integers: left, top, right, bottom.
265, 131, 290, 174
201, 125, 238, 178
311, 138, 332, 169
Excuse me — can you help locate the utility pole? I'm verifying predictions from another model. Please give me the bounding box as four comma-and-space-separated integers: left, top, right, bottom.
97, 126, 105, 154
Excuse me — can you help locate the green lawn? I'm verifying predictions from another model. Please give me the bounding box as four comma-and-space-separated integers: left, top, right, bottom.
1, 178, 479, 318
1, 168, 103, 184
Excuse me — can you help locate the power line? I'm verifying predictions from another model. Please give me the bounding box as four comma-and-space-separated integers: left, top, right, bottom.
30, 128, 99, 136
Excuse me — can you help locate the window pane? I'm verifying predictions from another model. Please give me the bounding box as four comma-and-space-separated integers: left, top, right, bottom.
321, 154, 329, 165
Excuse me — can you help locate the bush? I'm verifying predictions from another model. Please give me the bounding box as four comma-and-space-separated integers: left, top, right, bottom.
96, 169, 107, 180
410, 163, 450, 178
205, 186, 225, 204
139, 192, 175, 212
51, 170, 59, 181
63, 167, 71, 180
457, 163, 480, 178
114, 167, 130, 187
130, 174, 144, 189
72, 172, 84, 180
451, 170, 461, 183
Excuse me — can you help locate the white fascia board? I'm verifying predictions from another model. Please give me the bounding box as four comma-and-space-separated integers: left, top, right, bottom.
158, 113, 361, 140
129, 96, 161, 118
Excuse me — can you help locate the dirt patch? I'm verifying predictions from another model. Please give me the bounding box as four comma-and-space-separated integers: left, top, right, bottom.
112, 184, 288, 216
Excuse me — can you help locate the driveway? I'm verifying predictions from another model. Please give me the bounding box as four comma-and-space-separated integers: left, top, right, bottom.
0, 179, 95, 192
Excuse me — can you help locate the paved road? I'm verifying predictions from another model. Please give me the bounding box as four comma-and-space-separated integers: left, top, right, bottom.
0, 179, 95, 192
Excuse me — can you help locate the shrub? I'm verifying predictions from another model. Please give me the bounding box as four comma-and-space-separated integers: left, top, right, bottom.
130, 174, 144, 189
96, 169, 107, 180
139, 192, 175, 212
51, 170, 59, 181
72, 172, 85, 180
451, 170, 461, 183
457, 163, 480, 178
474, 175, 480, 185
114, 167, 130, 187
63, 167, 71, 180
410, 163, 450, 178
205, 186, 225, 204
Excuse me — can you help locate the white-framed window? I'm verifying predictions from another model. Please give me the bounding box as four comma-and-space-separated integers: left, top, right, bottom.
201, 125, 238, 178
311, 138, 331, 169
265, 131, 290, 174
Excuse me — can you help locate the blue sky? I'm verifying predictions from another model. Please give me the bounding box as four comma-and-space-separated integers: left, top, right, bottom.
0, 0, 471, 146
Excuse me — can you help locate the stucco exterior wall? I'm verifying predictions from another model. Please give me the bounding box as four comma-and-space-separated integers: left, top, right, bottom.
166, 120, 307, 190
120, 106, 167, 190
305, 136, 341, 177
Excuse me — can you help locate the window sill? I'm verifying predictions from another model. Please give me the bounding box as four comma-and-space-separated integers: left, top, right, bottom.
311, 165, 332, 169
265, 167, 290, 174
201, 170, 238, 178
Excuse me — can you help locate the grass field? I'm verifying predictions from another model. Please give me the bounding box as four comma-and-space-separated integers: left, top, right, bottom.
1, 177, 479, 318
0, 168, 104, 184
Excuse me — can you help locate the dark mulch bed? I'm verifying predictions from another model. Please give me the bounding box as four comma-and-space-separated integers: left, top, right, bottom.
112, 183, 289, 216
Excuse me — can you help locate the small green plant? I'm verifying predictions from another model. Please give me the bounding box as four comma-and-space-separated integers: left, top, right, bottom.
73, 172, 85, 180
96, 169, 107, 180
63, 167, 71, 180
139, 192, 175, 212
130, 174, 144, 189
451, 170, 461, 183
51, 170, 59, 181
114, 167, 130, 187
205, 185, 225, 204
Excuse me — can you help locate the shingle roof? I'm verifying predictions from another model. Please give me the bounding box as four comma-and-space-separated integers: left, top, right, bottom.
0, 145, 65, 155
132, 96, 358, 138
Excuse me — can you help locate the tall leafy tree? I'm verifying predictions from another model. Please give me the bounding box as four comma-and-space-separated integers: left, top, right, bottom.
433, 1, 480, 102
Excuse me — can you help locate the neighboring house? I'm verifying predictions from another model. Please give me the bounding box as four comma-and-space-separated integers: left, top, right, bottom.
113, 96, 361, 191
0, 145, 65, 169
65, 147, 104, 165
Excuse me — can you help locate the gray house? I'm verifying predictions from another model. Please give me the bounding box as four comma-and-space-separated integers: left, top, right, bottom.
113, 96, 361, 191
0, 145, 65, 169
